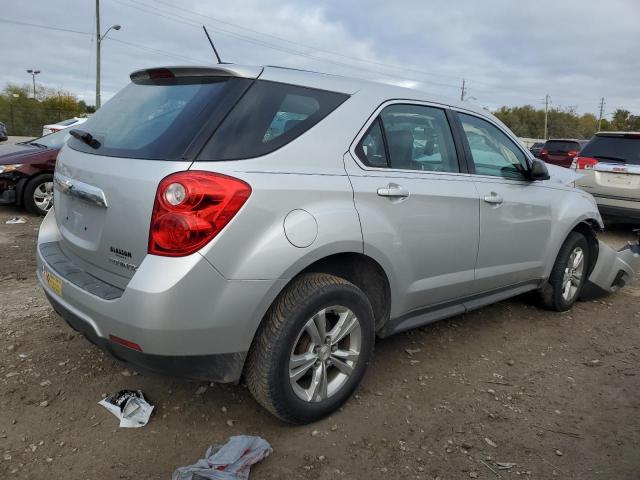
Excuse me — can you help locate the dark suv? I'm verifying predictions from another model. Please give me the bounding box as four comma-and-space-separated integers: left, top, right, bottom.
0, 129, 69, 215
539, 139, 588, 168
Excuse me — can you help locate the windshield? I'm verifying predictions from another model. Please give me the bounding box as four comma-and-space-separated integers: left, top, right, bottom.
581, 136, 640, 165
68, 77, 239, 160
28, 128, 71, 149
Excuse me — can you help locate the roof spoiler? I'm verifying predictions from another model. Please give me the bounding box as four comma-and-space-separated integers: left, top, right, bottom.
129, 65, 263, 83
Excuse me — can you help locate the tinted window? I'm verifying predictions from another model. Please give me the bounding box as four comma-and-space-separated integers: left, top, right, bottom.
581, 135, 640, 165
68, 77, 239, 160
356, 119, 388, 167
459, 113, 527, 179
544, 140, 581, 153
357, 104, 459, 172
200, 81, 348, 161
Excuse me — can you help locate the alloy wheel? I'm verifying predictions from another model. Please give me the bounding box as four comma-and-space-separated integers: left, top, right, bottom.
562, 246, 584, 301
33, 181, 54, 212
289, 305, 362, 403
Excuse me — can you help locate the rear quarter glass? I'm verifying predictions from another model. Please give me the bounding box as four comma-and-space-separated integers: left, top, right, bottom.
197, 80, 349, 161
67, 77, 251, 161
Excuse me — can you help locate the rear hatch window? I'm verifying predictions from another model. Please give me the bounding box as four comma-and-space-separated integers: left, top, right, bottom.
544, 140, 580, 153
68, 76, 250, 160
580, 135, 640, 165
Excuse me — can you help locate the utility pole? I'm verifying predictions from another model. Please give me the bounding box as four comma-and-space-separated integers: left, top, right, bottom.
95, 0, 121, 110
543, 94, 550, 139
597, 97, 605, 132
460, 79, 466, 102
26, 69, 40, 99
96, 0, 101, 109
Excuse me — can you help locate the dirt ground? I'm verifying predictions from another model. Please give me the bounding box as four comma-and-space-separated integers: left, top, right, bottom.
1, 206, 639, 480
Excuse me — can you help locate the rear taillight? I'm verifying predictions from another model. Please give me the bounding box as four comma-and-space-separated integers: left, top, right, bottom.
148, 171, 251, 257
540, 148, 548, 158
567, 150, 579, 157
574, 156, 599, 170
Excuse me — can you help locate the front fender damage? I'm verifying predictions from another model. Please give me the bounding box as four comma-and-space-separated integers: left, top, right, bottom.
582, 239, 640, 298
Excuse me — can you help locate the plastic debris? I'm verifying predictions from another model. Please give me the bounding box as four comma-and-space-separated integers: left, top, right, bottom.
5, 216, 27, 224
172, 435, 272, 480
98, 390, 154, 428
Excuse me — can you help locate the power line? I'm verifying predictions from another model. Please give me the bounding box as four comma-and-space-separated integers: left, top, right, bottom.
113, 0, 465, 91
0, 17, 91, 35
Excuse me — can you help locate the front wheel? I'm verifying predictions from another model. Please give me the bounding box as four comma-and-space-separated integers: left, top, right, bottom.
540, 231, 590, 311
24, 173, 54, 215
245, 273, 375, 424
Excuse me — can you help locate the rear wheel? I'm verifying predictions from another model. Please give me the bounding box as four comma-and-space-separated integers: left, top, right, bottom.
245, 273, 375, 424
540, 232, 590, 311
24, 173, 54, 215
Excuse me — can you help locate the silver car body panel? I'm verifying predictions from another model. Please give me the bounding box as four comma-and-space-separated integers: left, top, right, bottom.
38, 64, 634, 381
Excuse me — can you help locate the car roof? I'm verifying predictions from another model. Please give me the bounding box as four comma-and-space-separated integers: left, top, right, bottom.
130, 63, 493, 120
546, 138, 584, 142
596, 131, 640, 137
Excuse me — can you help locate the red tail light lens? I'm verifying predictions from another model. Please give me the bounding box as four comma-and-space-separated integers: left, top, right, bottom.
567, 150, 579, 157
574, 156, 599, 170
539, 148, 548, 158
148, 171, 251, 257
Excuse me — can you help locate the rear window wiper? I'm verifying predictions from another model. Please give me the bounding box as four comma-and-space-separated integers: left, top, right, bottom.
69, 129, 101, 149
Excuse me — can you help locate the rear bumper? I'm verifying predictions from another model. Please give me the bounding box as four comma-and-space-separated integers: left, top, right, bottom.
36, 210, 287, 382
596, 203, 640, 223
45, 291, 246, 382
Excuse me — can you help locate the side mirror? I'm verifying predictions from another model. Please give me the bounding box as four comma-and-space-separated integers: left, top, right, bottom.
529, 158, 550, 181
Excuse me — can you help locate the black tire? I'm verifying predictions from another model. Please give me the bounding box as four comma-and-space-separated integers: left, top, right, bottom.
245, 272, 375, 424
23, 173, 54, 216
540, 231, 590, 311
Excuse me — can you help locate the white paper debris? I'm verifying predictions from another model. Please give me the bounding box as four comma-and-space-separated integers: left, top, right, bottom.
5, 216, 27, 224
98, 390, 154, 428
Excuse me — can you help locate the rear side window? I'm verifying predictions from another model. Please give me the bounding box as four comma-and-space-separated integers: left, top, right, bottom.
199, 81, 348, 161
356, 104, 460, 173
581, 135, 640, 165
68, 77, 242, 160
544, 140, 580, 152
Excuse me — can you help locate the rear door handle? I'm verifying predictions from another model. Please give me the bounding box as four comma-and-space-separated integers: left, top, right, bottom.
483, 192, 503, 205
377, 184, 410, 198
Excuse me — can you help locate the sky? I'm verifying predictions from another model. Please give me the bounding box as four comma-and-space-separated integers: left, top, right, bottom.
1, 0, 639, 117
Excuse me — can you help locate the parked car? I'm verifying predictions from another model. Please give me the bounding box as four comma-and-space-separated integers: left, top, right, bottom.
529, 141, 545, 158
42, 116, 88, 136
0, 129, 69, 215
572, 132, 640, 223
0, 122, 7, 142
37, 65, 637, 424
539, 138, 588, 168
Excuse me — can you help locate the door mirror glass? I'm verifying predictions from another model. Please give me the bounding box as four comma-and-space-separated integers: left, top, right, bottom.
529, 158, 550, 181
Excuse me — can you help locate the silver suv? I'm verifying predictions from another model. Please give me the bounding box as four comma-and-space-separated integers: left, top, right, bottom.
37, 65, 637, 423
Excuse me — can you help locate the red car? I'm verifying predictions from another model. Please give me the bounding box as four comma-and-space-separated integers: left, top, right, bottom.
539, 138, 589, 168
0, 129, 69, 215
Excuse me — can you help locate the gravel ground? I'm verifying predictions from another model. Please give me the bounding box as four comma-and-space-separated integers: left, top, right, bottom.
1, 207, 639, 479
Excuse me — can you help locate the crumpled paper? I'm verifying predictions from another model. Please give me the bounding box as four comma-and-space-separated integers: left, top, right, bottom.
98, 389, 154, 428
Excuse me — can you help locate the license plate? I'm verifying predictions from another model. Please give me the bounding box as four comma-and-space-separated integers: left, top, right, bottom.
604, 174, 632, 186
44, 268, 63, 296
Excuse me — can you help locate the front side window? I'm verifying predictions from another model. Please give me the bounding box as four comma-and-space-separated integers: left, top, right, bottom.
459, 113, 527, 179
356, 104, 459, 172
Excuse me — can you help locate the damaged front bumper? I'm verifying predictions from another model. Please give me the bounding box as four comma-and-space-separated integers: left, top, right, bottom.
583, 239, 640, 298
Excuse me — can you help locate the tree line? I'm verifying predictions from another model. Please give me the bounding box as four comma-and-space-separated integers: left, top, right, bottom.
0, 83, 95, 137
494, 105, 640, 140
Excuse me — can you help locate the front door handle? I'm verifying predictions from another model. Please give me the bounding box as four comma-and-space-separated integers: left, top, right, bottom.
483, 192, 503, 205
377, 184, 410, 198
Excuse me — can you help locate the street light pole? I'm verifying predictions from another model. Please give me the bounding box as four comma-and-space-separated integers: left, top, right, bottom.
26, 69, 40, 99
95, 0, 121, 110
